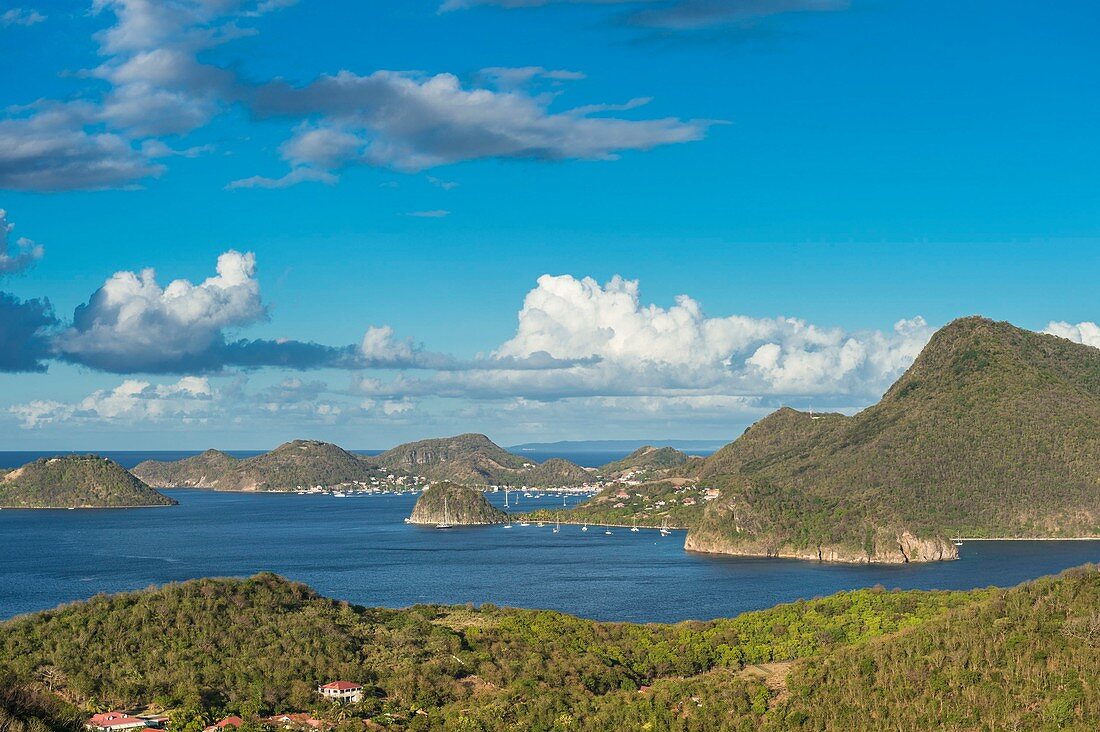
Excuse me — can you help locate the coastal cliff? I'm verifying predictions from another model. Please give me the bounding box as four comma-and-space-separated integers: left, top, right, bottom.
684, 528, 957, 564
408, 483, 509, 525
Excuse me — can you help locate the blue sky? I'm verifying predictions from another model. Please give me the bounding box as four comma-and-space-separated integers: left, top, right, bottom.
1, 0, 1098, 449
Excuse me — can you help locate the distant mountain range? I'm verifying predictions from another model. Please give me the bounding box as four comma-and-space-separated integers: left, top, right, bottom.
132, 433, 598, 491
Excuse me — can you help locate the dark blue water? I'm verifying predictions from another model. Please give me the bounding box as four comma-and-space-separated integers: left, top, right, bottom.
0, 490, 1096, 622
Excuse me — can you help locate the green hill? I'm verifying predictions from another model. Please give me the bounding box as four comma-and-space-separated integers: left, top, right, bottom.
770, 565, 1100, 730
601, 445, 700, 475
375, 433, 589, 487
408, 482, 509, 525
129, 449, 238, 489
0, 568, 1095, 729
686, 317, 1100, 562
132, 441, 381, 491
0, 456, 176, 509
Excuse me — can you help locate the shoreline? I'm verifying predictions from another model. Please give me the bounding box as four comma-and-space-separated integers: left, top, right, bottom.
957, 537, 1100, 541
514, 517, 690, 531
0, 503, 175, 510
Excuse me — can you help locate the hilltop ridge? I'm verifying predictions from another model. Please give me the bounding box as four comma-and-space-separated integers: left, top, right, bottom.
133, 440, 381, 491
133, 433, 593, 490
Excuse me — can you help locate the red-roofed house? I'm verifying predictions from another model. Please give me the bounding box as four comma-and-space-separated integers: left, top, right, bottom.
317, 680, 363, 704
202, 716, 243, 732
87, 713, 148, 732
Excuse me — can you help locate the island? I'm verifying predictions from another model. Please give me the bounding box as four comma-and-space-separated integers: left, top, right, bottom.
0, 567, 1095, 730
0, 455, 176, 509
133, 434, 595, 492
408, 482, 509, 525
132, 440, 387, 492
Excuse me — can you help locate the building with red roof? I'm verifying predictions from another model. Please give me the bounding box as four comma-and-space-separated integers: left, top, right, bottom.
202, 716, 243, 732
317, 681, 363, 704
87, 713, 148, 732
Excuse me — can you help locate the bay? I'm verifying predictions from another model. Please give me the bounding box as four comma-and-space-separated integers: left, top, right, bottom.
1, 488, 1096, 623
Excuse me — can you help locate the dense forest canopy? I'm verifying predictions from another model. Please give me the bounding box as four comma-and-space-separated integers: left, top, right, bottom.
1, 567, 1096, 729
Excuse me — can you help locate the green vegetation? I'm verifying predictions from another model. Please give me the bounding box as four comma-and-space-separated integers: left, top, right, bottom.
0, 676, 83, 732
600, 446, 703, 481
409, 483, 508, 525
526, 481, 707, 528
135, 435, 593, 491
133, 441, 383, 492
688, 317, 1100, 561
1, 569, 1032, 730
374, 433, 589, 488
773, 565, 1100, 730
0, 456, 176, 509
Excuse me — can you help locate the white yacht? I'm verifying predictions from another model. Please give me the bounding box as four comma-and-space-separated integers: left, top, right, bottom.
436, 497, 453, 529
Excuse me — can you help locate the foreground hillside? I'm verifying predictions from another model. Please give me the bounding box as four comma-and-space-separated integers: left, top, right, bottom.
0, 456, 176, 509
687, 317, 1100, 563
0, 568, 1095, 730
133, 440, 382, 491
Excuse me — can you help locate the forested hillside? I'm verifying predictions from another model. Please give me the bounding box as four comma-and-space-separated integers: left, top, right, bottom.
0, 571, 1018, 730
688, 317, 1100, 562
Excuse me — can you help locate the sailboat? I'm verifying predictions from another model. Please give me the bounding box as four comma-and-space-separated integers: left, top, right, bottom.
630, 518, 639, 533
604, 529, 613, 535
504, 487, 509, 509
436, 496, 453, 529
553, 518, 560, 533
581, 521, 588, 532
659, 518, 671, 536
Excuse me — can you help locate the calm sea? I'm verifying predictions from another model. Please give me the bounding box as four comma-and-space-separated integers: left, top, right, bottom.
1, 487, 1097, 622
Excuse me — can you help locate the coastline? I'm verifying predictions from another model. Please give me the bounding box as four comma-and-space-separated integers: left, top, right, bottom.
514, 517, 690, 530
0, 503, 176, 510
957, 537, 1100, 541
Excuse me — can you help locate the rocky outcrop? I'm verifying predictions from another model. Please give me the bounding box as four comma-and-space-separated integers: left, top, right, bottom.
408, 483, 509, 526
684, 528, 958, 564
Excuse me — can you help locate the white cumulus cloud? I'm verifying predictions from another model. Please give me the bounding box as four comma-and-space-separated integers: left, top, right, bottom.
55, 250, 266, 372
1044, 320, 1100, 349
